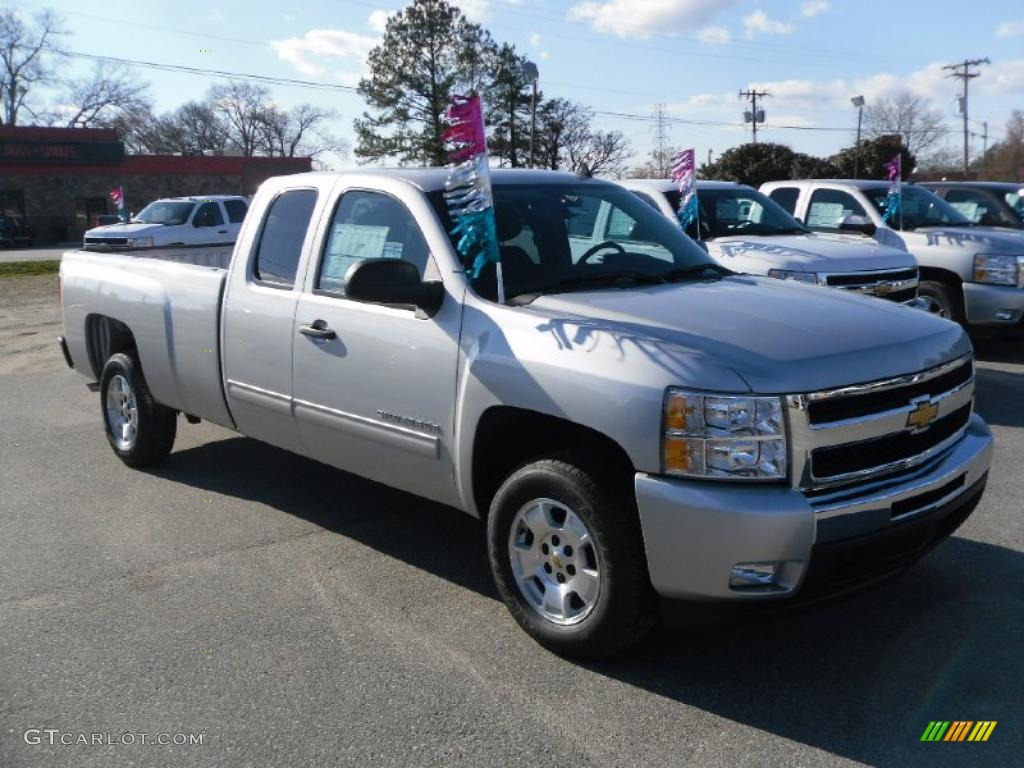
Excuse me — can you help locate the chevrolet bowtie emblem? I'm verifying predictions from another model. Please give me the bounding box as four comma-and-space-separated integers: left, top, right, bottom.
906, 399, 940, 431
874, 282, 893, 295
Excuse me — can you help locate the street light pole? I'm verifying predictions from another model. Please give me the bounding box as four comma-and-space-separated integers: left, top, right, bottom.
851, 95, 865, 179
521, 61, 539, 169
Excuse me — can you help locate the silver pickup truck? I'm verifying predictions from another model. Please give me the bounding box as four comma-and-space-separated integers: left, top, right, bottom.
59, 169, 994, 658
762, 179, 1024, 328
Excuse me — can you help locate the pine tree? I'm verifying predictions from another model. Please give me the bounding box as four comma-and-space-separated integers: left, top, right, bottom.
354, 0, 495, 166
485, 44, 534, 168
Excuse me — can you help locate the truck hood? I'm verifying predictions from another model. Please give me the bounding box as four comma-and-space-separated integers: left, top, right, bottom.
527, 275, 969, 394
709, 232, 915, 274
85, 222, 164, 238
899, 226, 1024, 253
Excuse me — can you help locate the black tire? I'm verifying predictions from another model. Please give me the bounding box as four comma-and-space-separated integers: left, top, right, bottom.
487, 457, 656, 659
918, 280, 964, 324
99, 352, 177, 467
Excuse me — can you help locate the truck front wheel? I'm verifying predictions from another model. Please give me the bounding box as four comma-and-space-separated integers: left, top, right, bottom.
918, 281, 964, 324
100, 353, 177, 467
487, 457, 656, 658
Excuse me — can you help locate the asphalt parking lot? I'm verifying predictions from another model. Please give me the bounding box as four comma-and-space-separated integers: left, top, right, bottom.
1, 273, 1022, 768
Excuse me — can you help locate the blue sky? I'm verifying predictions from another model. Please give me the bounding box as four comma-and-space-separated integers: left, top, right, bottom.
24, 0, 1024, 170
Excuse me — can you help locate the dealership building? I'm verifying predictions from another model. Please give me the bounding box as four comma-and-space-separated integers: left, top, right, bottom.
0, 126, 312, 244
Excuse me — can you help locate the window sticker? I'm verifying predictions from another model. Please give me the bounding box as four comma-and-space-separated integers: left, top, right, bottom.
806, 202, 845, 227
328, 224, 389, 260
381, 241, 404, 259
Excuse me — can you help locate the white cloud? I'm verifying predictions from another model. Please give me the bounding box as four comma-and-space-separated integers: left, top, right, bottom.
742, 10, 794, 39
336, 72, 363, 88
367, 9, 395, 33
801, 1, 829, 17
270, 29, 378, 77
453, 0, 489, 22
567, 0, 740, 39
996, 19, 1024, 37
696, 26, 730, 45
530, 32, 542, 47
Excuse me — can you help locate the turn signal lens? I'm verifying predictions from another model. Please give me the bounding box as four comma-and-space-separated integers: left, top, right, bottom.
663, 436, 705, 475
664, 392, 691, 432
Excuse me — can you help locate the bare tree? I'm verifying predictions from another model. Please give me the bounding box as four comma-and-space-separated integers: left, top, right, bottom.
538, 99, 632, 176
0, 8, 65, 125
863, 90, 946, 156
60, 63, 150, 127
209, 81, 271, 156
258, 103, 342, 159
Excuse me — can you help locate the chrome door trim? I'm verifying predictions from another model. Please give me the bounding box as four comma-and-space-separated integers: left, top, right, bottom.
226, 378, 292, 416
292, 398, 440, 459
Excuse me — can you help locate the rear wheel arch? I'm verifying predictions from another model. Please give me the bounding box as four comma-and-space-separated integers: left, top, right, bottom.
917, 267, 966, 322
470, 406, 636, 520
84, 314, 136, 380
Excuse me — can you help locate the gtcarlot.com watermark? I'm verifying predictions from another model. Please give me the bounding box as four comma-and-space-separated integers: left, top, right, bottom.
23, 729, 204, 747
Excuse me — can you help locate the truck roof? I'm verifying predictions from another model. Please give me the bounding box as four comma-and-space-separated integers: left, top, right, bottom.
283, 167, 601, 193
920, 180, 1024, 192
619, 179, 746, 191
761, 179, 893, 191
162, 195, 248, 201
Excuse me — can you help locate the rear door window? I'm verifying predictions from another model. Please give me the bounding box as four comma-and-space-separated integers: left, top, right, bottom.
193, 202, 224, 228
224, 199, 249, 223
768, 187, 800, 215
253, 189, 318, 288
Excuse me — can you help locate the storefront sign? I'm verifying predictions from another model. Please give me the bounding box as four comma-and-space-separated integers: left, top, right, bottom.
0, 140, 125, 164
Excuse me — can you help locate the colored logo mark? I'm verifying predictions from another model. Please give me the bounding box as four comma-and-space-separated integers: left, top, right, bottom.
921, 721, 997, 742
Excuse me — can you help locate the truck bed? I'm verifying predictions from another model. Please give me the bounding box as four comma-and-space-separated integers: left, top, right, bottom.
60, 247, 235, 429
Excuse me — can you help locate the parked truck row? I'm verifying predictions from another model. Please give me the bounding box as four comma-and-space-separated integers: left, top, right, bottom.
60, 168, 998, 657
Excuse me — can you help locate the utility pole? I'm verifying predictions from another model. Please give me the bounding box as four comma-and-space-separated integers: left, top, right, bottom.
707, 148, 712, 166
943, 57, 989, 177
738, 89, 770, 143
651, 103, 671, 176
851, 95, 865, 179
522, 61, 540, 168
982, 121, 988, 177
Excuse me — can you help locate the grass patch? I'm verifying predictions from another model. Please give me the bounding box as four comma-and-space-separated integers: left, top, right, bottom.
0, 260, 60, 278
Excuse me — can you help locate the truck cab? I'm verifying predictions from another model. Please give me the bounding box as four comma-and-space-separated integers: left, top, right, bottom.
762, 179, 1024, 328
620, 179, 921, 305
921, 181, 1024, 231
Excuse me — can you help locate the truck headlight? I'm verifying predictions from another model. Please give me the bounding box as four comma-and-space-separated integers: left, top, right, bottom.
973, 254, 1019, 285
767, 269, 818, 284
128, 237, 154, 248
662, 390, 787, 480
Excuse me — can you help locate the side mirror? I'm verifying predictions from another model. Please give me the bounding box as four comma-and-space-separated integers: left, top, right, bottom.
345, 259, 444, 318
838, 215, 877, 237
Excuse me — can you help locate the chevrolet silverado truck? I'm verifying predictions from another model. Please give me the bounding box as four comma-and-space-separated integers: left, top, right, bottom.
762, 179, 1024, 328
59, 169, 993, 658
921, 181, 1024, 231
619, 179, 922, 304
84, 195, 249, 250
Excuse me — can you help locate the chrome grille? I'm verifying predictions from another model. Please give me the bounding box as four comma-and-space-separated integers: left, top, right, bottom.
787, 355, 975, 490
823, 268, 919, 302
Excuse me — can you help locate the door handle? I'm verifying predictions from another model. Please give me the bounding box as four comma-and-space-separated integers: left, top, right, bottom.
298, 320, 336, 340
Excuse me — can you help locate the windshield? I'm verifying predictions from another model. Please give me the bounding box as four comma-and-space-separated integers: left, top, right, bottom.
430, 182, 719, 301
132, 201, 196, 225
665, 187, 807, 239
863, 185, 971, 231
1005, 190, 1024, 223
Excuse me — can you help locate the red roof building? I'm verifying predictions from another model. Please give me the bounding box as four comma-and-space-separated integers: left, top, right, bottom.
0, 126, 312, 244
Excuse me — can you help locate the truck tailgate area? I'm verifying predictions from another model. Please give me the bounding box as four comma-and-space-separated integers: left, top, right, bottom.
61, 249, 234, 429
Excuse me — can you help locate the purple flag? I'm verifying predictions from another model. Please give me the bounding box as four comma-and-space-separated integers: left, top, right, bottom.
670, 148, 698, 232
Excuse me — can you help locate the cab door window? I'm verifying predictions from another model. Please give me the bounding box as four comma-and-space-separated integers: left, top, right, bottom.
193, 202, 224, 228
317, 191, 435, 296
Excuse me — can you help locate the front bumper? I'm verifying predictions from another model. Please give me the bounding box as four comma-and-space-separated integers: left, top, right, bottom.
635, 413, 993, 601
963, 282, 1024, 325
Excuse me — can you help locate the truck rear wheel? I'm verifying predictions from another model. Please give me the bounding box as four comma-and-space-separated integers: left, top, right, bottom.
100, 353, 177, 467
486, 457, 656, 658
918, 281, 964, 324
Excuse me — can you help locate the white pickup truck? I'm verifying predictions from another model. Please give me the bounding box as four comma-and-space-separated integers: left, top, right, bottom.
762, 179, 1024, 328
58, 168, 993, 658
84, 195, 249, 250
620, 179, 921, 305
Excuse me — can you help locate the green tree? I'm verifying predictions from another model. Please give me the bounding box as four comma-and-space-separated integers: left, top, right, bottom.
831, 135, 914, 180
354, 0, 495, 166
790, 151, 840, 179
485, 44, 534, 167
700, 143, 798, 187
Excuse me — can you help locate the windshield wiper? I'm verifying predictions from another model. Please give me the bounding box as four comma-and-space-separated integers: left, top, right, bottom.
658, 263, 730, 281
544, 270, 668, 293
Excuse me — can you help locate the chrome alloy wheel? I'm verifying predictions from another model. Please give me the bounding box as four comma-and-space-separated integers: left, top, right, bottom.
918, 295, 948, 317
507, 498, 602, 626
105, 374, 139, 450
